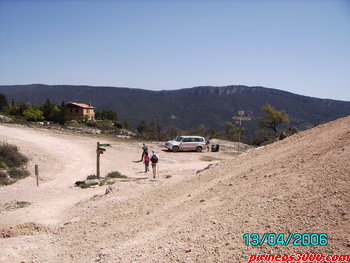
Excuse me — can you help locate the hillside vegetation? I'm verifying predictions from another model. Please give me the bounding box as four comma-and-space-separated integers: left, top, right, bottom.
1, 85, 349, 135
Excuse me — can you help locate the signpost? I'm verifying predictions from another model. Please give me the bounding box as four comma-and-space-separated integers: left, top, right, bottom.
96, 142, 111, 179
232, 111, 252, 154
35, 164, 39, 186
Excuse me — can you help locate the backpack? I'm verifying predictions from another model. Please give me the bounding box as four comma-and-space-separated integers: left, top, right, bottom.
144, 155, 150, 164
143, 146, 148, 154
151, 154, 158, 163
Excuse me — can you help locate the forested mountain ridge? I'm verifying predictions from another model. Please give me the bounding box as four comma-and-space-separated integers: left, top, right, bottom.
0, 84, 349, 132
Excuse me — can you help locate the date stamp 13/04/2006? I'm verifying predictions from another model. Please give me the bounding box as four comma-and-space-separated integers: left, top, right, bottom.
243, 233, 329, 246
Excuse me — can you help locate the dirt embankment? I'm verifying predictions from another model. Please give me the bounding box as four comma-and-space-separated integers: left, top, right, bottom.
0, 116, 349, 263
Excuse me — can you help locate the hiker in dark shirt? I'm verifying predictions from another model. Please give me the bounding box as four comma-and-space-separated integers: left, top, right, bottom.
140, 143, 148, 162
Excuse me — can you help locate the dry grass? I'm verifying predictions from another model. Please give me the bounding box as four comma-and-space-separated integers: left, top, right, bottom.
200, 155, 222, 162
0, 201, 31, 212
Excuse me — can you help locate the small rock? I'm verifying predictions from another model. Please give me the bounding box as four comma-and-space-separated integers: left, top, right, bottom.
0, 114, 13, 123
85, 179, 100, 187
105, 186, 117, 195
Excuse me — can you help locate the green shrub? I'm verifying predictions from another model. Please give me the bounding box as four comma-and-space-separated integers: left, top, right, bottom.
0, 171, 11, 185
106, 171, 127, 179
8, 168, 30, 179
0, 143, 28, 167
200, 156, 221, 162
86, 174, 97, 180
114, 121, 124, 129
23, 107, 44, 121
0, 142, 30, 186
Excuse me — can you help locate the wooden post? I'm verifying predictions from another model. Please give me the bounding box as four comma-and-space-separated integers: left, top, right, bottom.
96, 142, 100, 179
35, 164, 39, 186
232, 111, 252, 154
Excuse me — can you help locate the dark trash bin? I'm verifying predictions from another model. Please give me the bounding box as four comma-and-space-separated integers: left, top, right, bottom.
211, 144, 220, 152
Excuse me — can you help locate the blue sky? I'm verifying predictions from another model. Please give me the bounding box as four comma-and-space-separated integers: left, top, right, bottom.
0, 0, 349, 101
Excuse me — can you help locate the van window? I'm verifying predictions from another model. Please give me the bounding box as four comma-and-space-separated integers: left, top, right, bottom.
175, 136, 183, 142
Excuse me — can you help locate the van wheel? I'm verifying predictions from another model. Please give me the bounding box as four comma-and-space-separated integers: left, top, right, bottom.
196, 146, 202, 152
172, 146, 179, 152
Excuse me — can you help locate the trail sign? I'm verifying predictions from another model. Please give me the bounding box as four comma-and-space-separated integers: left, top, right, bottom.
96, 142, 110, 178
232, 116, 252, 121
98, 148, 106, 154
232, 111, 252, 154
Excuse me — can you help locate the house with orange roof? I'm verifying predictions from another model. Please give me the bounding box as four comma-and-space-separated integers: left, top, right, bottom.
66, 102, 95, 121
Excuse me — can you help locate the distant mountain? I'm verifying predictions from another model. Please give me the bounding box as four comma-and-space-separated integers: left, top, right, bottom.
0, 84, 350, 134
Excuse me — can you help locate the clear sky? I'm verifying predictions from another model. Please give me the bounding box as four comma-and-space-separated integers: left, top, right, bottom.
0, 0, 349, 101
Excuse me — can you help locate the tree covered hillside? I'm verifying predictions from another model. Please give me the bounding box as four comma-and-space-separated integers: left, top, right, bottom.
0, 84, 349, 134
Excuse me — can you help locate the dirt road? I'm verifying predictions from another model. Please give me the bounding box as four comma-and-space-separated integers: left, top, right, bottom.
0, 125, 221, 227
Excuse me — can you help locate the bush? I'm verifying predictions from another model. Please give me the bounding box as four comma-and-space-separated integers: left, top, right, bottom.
23, 107, 44, 121
86, 174, 98, 180
0, 170, 12, 185
0, 142, 30, 186
95, 110, 118, 121
106, 171, 127, 179
0, 143, 28, 167
8, 168, 30, 179
286, 126, 299, 136
114, 121, 124, 129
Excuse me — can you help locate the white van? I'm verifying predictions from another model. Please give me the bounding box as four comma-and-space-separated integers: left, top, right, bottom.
164, 136, 208, 152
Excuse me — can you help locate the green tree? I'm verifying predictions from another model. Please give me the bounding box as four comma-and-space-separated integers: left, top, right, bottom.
56, 101, 68, 125
121, 120, 130, 130
224, 121, 236, 141
259, 104, 289, 133
166, 125, 181, 140
193, 124, 216, 139
7, 103, 29, 117
149, 120, 167, 141
224, 121, 246, 141
136, 120, 170, 141
136, 120, 148, 134
23, 106, 44, 121
95, 110, 118, 121
41, 99, 59, 121
0, 93, 8, 112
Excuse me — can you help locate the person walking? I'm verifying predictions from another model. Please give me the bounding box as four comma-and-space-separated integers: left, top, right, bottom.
140, 143, 148, 162
144, 152, 150, 173
150, 150, 159, 179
